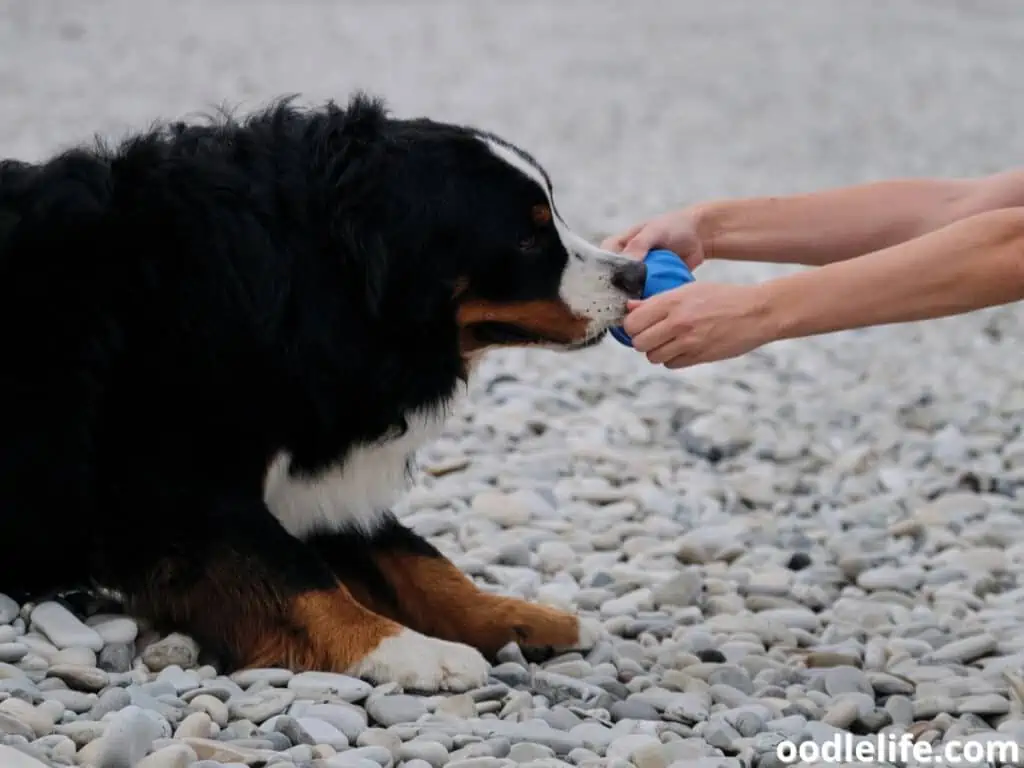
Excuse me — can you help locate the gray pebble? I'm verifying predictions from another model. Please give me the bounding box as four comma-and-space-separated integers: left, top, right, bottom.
822, 666, 873, 697
287, 672, 372, 702
366, 694, 427, 727
89, 687, 131, 720
141, 634, 199, 672
0, 644, 28, 664
0, 596, 19, 626
290, 702, 366, 741
135, 743, 199, 768
399, 738, 451, 767
43, 689, 96, 714
926, 633, 998, 664
610, 700, 660, 721
46, 664, 108, 693
98, 644, 133, 674
91, 706, 160, 767
436, 693, 476, 718
490, 663, 529, 687
341, 745, 393, 765
156, 665, 200, 693
228, 688, 295, 723
607, 733, 662, 761
230, 668, 294, 688
29, 604, 103, 652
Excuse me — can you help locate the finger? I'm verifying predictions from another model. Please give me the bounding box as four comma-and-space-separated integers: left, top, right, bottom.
645, 336, 691, 364
618, 227, 659, 264
665, 353, 700, 370
631, 314, 681, 354
618, 236, 651, 260
601, 223, 643, 253
622, 295, 671, 339
600, 234, 625, 252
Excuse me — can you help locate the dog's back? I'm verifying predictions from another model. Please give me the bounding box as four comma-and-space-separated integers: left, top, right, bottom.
0, 152, 123, 599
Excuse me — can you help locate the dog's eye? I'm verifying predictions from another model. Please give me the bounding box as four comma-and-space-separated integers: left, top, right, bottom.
531, 204, 553, 226
520, 236, 538, 251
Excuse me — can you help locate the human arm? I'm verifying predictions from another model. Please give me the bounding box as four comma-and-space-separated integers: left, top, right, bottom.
604, 169, 1024, 268
624, 207, 1024, 368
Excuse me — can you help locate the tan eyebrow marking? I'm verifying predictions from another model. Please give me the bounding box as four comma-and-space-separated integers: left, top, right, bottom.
531, 204, 552, 226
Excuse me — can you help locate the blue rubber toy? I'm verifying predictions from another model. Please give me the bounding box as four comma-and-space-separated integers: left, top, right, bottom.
610, 249, 695, 347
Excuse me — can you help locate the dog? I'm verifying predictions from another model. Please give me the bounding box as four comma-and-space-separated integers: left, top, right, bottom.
0, 93, 646, 692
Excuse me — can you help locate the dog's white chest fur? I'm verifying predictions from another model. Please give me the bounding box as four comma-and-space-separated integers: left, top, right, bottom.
263, 406, 450, 538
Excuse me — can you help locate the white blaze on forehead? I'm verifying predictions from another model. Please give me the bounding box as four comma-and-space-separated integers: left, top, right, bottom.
476, 135, 631, 327
476, 135, 552, 203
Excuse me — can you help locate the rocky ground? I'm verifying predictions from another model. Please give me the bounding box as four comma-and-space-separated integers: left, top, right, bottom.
3, 1, 1024, 767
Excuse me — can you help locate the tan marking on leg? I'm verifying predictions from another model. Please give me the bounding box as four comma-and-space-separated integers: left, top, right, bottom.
128, 553, 401, 673
373, 551, 581, 655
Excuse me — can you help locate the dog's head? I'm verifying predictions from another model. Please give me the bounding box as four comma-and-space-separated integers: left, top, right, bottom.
447, 132, 646, 355
340, 99, 646, 357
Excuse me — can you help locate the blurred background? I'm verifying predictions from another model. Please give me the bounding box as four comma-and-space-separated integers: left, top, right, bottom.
2, 0, 1023, 433
3, 0, 1022, 238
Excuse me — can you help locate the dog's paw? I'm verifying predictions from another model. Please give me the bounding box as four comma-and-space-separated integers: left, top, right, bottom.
573, 616, 606, 651
477, 598, 605, 659
346, 628, 490, 693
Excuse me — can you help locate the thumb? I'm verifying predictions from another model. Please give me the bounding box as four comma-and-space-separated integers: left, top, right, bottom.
622, 231, 656, 260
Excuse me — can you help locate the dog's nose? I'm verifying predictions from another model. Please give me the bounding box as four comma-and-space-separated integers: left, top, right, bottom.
611, 260, 647, 299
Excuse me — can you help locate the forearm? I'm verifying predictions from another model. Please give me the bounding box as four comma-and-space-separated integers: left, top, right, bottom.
695, 170, 1024, 267
759, 207, 1024, 340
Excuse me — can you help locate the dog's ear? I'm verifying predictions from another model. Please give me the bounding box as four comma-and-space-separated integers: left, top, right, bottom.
331, 219, 392, 318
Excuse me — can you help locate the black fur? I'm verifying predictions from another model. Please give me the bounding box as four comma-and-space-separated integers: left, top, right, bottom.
0, 93, 606, 666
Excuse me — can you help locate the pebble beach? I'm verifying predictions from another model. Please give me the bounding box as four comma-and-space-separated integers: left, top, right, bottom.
2, 2, 1024, 766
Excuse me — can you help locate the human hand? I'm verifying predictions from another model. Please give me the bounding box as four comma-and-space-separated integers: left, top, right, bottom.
601, 207, 706, 270
622, 281, 778, 369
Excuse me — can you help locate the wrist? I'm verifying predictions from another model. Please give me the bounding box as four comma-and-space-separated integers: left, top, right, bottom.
750, 278, 800, 343
690, 201, 722, 261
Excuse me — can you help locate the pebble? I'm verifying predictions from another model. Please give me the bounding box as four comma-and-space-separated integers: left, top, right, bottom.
29, 603, 103, 652
400, 739, 451, 767
0, 698, 54, 738
607, 734, 662, 761
288, 672, 373, 702
228, 688, 295, 723
174, 711, 214, 739
0, 746, 52, 768
136, 743, 199, 768
141, 634, 199, 672
295, 716, 350, 748
87, 706, 160, 767
925, 633, 998, 664
823, 666, 873, 697
231, 668, 294, 688
0, 595, 20, 625
99, 643, 134, 673
90, 618, 139, 645
0, 643, 28, 663
291, 702, 366, 740
366, 694, 428, 727
47, 663, 108, 692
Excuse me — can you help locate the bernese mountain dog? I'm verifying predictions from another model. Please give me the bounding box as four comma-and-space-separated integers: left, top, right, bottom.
0, 93, 647, 692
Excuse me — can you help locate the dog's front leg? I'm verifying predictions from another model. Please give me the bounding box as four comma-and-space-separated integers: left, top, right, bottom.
307, 513, 602, 659
111, 496, 489, 692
